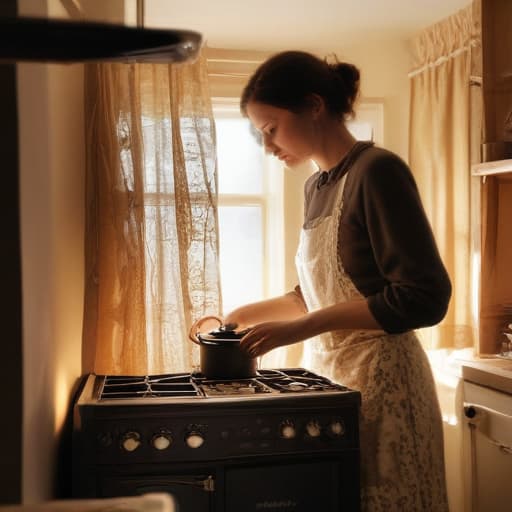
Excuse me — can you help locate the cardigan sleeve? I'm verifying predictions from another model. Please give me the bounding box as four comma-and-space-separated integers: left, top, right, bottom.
360, 154, 451, 333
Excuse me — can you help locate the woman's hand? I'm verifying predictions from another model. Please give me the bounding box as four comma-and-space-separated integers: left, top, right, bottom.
239, 320, 305, 357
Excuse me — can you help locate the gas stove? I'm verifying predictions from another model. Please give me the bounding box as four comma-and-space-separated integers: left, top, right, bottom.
72, 368, 361, 511
92, 368, 355, 401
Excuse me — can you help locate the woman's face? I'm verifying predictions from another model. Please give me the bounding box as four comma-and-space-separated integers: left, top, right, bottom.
246, 101, 317, 167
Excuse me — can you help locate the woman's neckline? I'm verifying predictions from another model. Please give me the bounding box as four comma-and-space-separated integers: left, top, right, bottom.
316, 140, 374, 189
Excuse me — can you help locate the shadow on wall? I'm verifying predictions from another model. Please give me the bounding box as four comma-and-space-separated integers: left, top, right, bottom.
54, 375, 89, 499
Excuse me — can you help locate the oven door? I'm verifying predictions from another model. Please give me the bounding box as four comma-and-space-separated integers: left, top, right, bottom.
100, 471, 215, 512
224, 457, 359, 512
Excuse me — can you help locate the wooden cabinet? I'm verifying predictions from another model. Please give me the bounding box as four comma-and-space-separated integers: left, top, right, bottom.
481, 0, 512, 157
472, 163, 512, 355
473, 0, 512, 356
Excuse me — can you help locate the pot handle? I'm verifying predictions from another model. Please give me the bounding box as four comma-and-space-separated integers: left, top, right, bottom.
188, 315, 223, 345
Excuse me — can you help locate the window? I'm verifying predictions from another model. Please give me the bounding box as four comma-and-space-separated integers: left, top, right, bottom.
213, 99, 284, 315
348, 101, 384, 145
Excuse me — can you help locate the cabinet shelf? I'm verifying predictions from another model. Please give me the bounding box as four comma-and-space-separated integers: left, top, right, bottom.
472, 159, 512, 177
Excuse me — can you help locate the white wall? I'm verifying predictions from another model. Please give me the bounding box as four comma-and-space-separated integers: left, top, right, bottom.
17, 0, 126, 502
18, 56, 85, 502
339, 39, 410, 161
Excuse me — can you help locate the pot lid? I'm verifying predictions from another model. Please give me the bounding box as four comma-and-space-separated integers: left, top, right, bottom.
199, 326, 250, 342
0, 17, 202, 63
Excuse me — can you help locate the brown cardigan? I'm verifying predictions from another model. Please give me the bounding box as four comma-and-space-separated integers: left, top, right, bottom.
295, 141, 451, 334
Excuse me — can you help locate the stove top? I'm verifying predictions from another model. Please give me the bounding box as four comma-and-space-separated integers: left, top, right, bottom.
94, 368, 352, 402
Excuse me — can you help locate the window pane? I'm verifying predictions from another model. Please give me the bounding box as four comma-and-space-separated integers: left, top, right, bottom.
215, 117, 264, 194
218, 206, 263, 314
347, 121, 373, 141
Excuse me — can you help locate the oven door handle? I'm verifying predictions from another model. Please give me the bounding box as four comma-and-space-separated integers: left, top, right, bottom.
136, 475, 215, 493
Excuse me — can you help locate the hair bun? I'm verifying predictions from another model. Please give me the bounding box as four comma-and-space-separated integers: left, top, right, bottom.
333, 62, 359, 86
326, 61, 360, 117
330, 62, 359, 97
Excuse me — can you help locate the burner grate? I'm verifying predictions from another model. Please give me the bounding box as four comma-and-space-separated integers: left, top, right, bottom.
96, 368, 351, 400
257, 368, 350, 393
99, 373, 201, 400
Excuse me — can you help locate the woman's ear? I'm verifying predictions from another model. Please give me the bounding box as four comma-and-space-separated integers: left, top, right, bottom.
309, 93, 326, 119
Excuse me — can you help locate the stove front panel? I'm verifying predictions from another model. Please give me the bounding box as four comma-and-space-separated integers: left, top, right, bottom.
75, 401, 359, 465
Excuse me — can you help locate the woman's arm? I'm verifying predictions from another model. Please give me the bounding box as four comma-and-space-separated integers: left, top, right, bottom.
240, 298, 381, 357
357, 153, 451, 332
224, 289, 307, 328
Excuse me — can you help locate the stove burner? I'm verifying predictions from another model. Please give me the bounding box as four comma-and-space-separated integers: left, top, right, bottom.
283, 381, 309, 391
96, 368, 350, 401
200, 379, 273, 396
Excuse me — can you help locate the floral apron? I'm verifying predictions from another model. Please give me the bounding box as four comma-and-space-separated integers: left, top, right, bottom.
295, 173, 449, 511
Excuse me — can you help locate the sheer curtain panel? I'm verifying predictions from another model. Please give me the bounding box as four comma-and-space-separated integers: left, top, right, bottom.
82, 54, 221, 375
409, 1, 482, 349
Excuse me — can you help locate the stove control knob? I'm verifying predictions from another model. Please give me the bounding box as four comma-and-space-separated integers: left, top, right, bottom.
121, 431, 141, 452
329, 420, 345, 437
97, 432, 113, 447
186, 432, 205, 449
152, 431, 172, 451
280, 421, 296, 439
306, 420, 321, 438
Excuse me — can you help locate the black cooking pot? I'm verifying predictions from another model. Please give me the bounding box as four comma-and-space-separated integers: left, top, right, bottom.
189, 316, 257, 379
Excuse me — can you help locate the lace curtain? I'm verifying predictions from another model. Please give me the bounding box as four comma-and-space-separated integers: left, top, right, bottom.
82, 53, 221, 375
409, 1, 482, 349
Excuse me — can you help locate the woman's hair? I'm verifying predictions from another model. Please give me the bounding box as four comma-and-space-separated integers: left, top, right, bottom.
240, 50, 360, 120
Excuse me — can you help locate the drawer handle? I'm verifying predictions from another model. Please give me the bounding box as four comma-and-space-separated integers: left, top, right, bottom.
464, 404, 512, 455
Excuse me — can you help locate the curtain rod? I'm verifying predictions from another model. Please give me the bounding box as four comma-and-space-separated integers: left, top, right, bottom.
408, 39, 479, 78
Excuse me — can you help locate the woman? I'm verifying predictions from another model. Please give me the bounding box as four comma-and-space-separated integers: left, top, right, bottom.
212, 50, 450, 511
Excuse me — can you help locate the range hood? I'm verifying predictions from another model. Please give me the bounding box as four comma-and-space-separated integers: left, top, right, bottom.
0, 17, 202, 63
